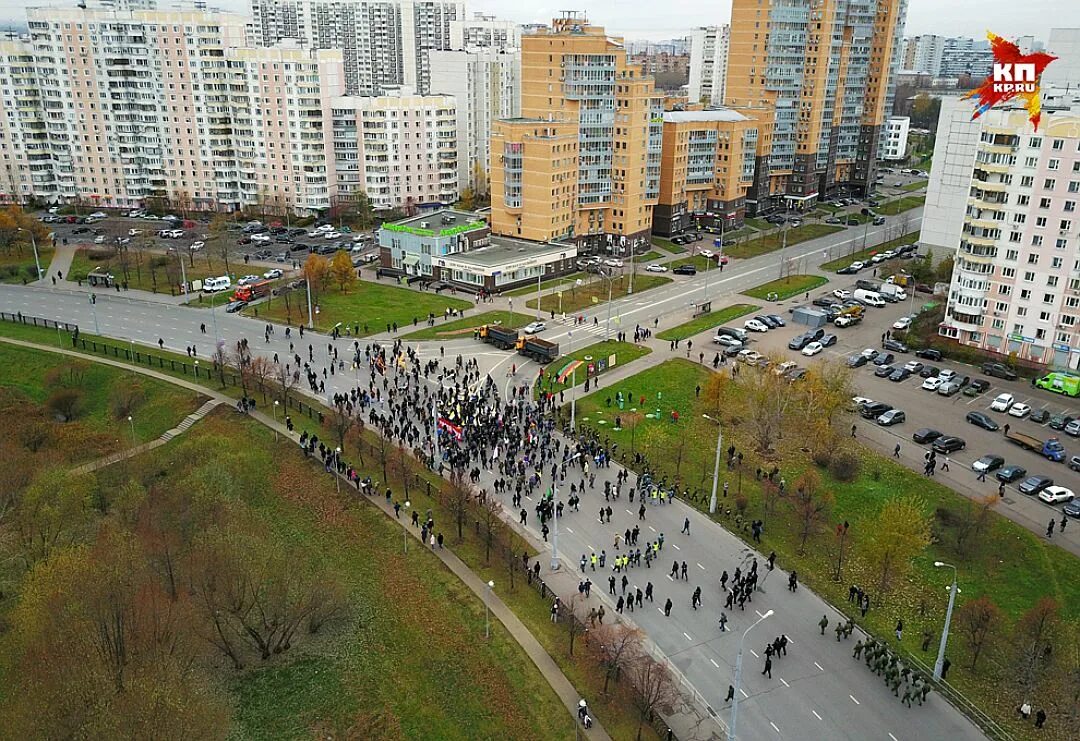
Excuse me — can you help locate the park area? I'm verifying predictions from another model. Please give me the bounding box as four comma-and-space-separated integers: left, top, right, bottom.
525, 274, 671, 315
655, 303, 758, 342
535, 339, 651, 397
564, 359, 1080, 740
743, 274, 829, 302
68, 246, 229, 295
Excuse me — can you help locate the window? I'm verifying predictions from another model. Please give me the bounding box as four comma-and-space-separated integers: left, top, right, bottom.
1024, 271, 1035, 282
1040, 197, 1052, 208
1044, 294, 1056, 304
1002, 266, 1016, 277
1063, 220, 1074, 231
1068, 201, 1077, 212
1036, 217, 1047, 228
1025, 156, 1038, 167
1028, 252, 1040, 264
1057, 238, 1069, 249
1017, 195, 1030, 206
1032, 235, 1043, 246
1020, 289, 1032, 300
1021, 175, 1034, 187
1052, 139, 1064, 150
1044, 178, 1056, 189
1049, 276, 1060, 287
1052, 257, 1064, 268
1030, 137, 1042, 148
1048, 159, 1060, 171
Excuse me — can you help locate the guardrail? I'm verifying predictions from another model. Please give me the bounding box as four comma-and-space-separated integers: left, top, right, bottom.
905, 654, 1013, 741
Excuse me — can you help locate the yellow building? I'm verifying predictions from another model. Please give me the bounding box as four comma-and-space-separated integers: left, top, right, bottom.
725, 0, 905, 213
654, 107, 764, 237
489, 13, 664, 256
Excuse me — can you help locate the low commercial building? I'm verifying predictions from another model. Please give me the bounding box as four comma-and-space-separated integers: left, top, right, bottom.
377, 208, 577, 292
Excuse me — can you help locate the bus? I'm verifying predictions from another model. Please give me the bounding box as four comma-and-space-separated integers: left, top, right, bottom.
1035, 372, 1080, 397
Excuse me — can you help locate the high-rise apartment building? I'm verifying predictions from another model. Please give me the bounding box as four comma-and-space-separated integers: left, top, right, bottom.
331, 88, 457, 210
1043, 28, 1080, 87
250, 0, 464, 95
687, 26, 729, 107
926, 96, 1080, 369
652, 108, 760, 237
0, 38, 49, 204
900, 34, 945, 75
449, 13, 520, 50
429, 48, 520, 195
488, 14, 664, 253
939, 37, 993, 79
725, 0, 907, 213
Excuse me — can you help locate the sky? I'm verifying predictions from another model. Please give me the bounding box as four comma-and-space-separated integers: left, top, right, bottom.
0, 0, 1075, 42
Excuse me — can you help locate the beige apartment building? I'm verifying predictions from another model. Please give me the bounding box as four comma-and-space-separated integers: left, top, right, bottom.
489, 14, 664, 256
653, 107, 762, 237
724, 0, 906, 213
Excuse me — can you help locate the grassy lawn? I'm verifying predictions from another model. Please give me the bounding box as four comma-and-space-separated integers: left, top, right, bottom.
820, 232, 919, 271
252, 280, 472, 335
568, 360, 1080, 740
401, 310, 535, 340
883, 195, 926, 213
743, 274, 829, 301
651, 237, 687, 253
902, 180, 929, 192
671, 255, 719, 272
68, 247, 230, 295
535, 340, 651, 397
633, 250, 664, 263
525, 274, 672, 314
817, 203, 841, 214
744, 218, 771, 230
724, 224, 844, 259
655, 303, 759, 342
0, 341, 201, 465
503, 272, 587, 298
0, 245, 55, 284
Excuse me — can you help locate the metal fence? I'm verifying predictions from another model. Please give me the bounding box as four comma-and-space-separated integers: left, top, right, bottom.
905, 654, 1013, 741
0, 311, 78, 333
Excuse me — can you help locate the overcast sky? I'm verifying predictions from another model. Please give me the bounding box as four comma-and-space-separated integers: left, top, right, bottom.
0, 0, 1075, 42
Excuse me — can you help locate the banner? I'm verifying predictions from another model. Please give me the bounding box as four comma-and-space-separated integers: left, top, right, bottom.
556, 360, 583, 384
437, 417, 463, 441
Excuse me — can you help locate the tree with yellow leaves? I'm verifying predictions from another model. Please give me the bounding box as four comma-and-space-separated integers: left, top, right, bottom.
302, 253, 331, 303
861, 494, 932, 600
328, 249, 356, 293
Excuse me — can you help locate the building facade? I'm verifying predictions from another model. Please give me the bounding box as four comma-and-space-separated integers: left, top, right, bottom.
939, 37, 993, 79
449, 13, 520, 50
330, 88, 457, 210
0, 38, 49, 204
428, 47, 520, 195
488, 14, 664, 255
687, 26, 728, 107
1044, 28, 1080, 87
725, 0, 908, 213
653, 108, 760, 237
927, 96, 1080, 369
900, 34, 945, 75
250, 0, 465, 95
882, 116, 910, 160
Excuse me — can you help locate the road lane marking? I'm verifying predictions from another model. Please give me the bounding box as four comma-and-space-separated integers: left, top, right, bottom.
626, 509, 633, 515
750, 649, 759, 658
812, 710, 822, 720
566, 527, 574, 534
849, 695, 860, 705
770, 722, 781, 734
710, 658, 720, 668
683, 632, 693, 641
667, 575, 675, 581
658, 607, 665, 615
649, 526, 656, 532
671, 543, 681, 550
740, 688, 748, 698
814, 662, 824, 671
889, 734, 898, 741
780, 677, 789, 687
697, 562, 706, 570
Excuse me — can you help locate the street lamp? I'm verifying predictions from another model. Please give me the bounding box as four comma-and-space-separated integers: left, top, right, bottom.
551, 451, 582, 571
16, 227, 43, 282
334, 446, 342, 494
703, 414, 723, 514
403, 500, 411, 554
193, 359, 199, 379
933, 561, 958, 681
729, 609, 773, 741
272, 399, 280, 441
484, 579, 495, 638
127, 415, 135, 449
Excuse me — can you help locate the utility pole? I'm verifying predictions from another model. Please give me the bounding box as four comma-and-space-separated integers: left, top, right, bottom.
704, 414, 722, 514
729, 610, 773, 741
933, 561, 959, 681
306, 276, 314, 330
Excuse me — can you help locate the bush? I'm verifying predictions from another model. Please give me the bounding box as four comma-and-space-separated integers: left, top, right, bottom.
829, 451, 860, 482
812, 448, 833, 468
110, 382, 146, 420
85, 249, 114, 262
45, 388, 84, 422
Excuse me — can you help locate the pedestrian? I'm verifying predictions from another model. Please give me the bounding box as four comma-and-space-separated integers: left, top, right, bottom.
692, 586, 702, 610
1035, 709, 1046, 729
725, 684, 735, 702
682, 516, 690, 535
1019, 702, 1032, 720
1047, 519, 1055, 538
1061, 515, 1068, 532
762, 656, 772, 678
941, 456, 950, 472
895, 619, 903, 642
664, 598, 673, 617
854, 640, 864, 659
921, 630, 933, 652
819, 615, 829, 635
550, 600, 559, 623
851, 424, 857, 438
788, 571, 798, 592
894, 443, 901, 458
719, 612, 728, 632
645, 582, 654, 601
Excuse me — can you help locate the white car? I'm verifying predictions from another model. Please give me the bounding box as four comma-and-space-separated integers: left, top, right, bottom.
603, 259, 624, 268
93, 235, 106, 244
645, 264, 669, 273
774, 361, 798, 376
833, 289, 851, 299
801, 341, 823, 356
714, 335, 743, 349
882, 250, 898, 260
313, 224, 334, 233
1008, 403, 1032, 418
989, 393, 1014, 412
699, 249, 714, 259
189, 241, 205, 251
922, 377, 943, 391
127, 228, 143, 237
263, 268, 283, 279
251, 233, 272, 244
744, 319, 770, 333
737, 349, 764, 366
852, 396, 874, 407
237, 274, 260, 286
523, 321, 547, 334
870, 254, 886, 264
849, 261, 865, 271
892, 316, 912, 331
323, 231, 342, 240
1038, 485, 1075, 505
89, 211, 107, 219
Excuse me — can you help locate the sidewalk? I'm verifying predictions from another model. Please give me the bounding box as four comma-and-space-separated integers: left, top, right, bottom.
40, 242, 77, 286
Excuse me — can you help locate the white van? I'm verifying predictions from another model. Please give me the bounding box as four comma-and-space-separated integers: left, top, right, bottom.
853, 289, 885, 307
202, 276, 232, 293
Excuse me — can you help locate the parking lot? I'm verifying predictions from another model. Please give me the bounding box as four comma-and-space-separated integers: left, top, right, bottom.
725, 280, 1080, 534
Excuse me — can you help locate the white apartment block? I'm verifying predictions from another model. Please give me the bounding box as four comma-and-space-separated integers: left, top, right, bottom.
926, 96, 1080, 369
449, 13, 520, 50
1044, 28, 1080, 87
882, 116, 909, 160
900, 34, 944, 75
428, 47, 519, 194
687, 25, 728, 106
331, 88, 457, 210
250, 0, 464, 95
0, 38, 50, 204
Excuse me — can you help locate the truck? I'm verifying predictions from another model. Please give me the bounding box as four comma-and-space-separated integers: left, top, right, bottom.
232, 280, 273, 303
479, 324, 519, 350
1035, 371, 1080, 397
517, 335, 559, 363
1004, 431, 1067, 462
879, 283, 907, 302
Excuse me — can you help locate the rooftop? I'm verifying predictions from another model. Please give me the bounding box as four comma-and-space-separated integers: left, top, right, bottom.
663, 108, 750, 123
383, 209, 487, 237
448, 236, 575, 269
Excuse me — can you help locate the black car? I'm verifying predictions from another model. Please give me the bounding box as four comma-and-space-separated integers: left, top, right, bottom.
289, 243, 310, 253
1018, 474, 1054, 496
912, 428, 942, 444
274, 235, 294, 243
845, 216, 860, 226
673, 264, 697, 276
919, 365, 940, 378
789, 335, 812, 351
981, 362, 1018, 380
932, 436, 967, 453
883, 338, 909, 353
757, 315, 782, 329
766, 314, 786, 327
1030, 408, 1051, 424
860, 401, 892, 419
915, 348, 943, 361
836, 265, 860, 275
889, 368, 911, 382
289, 228, 307, 236
820, 334, 837, 347
874, 364, 896, 378
963, 378, 990, 396
966, 411, 1000, 431
995, 464, 1027, 483
847, 354, 869, 368
1049, 414, 1075, 431
873, 352, 895, 367
225, 300, 246, 313
813, 296, 839, 307
1063, 499, 1080, 518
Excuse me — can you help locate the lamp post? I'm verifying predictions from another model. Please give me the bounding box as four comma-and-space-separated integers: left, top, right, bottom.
551, 451, 582, 571
16, 227, 42, 282
272, 399, 280, 441
403, 500, 411, 554
567, 329, 576, 432
603, 270, 614, 341
334, 446, 342, 494
703, 414, 722, 514
193, 359, 199, 379
127, 415, 135, 449
729, 609, 773, 741
305, 275, 314, 330
484, 579, 495, 638
933, 561, 958, 681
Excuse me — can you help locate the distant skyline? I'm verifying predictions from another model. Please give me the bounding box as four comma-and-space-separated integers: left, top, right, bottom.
0, 0, 1072, 43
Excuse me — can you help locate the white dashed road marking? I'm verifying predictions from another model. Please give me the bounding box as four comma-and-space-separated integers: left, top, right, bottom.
697, 562, 706, 570
889, 734, 898, 741
710, 659, 720, 668
740, 688, 748, 698
849, 695, 860, 705
770, 722, 781, 734
750, 649, 759, 658
566, 527, 574, 534
683, 632, 693, 641
672, 543, 681, 550
780, 677, 789, 687
814, 662, 824, 671
812, 710, 822, 720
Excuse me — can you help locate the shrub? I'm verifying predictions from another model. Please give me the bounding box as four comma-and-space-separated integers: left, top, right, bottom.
45, 388, 84, 422
85, 249, 114, 262
812, 448, 833, 468
829, 451, 860, 482
734, 494, 748, 514
110, 382, 146, 420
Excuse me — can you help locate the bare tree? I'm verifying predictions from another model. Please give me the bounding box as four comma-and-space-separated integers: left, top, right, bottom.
789, 470, 833, 555
248, 356, 274, 404
594, 622, 643, 693
479, 496, 503, 564
274, 361, 298, 409
445, 470, 472, 541
627, 650, 678, 741
955, 595, 1002, 672
1014, 597, 1061, 696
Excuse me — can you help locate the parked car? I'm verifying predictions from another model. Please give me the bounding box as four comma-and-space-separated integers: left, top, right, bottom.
912, 428, 942, 444
936, 381, 961, 396
996, 464, 1027, 483
189, 241, 205, 251
737, 349, 765, 366
921, 377, 943, 391
877, 409, 906, 426
819, 334, 837, 347
645, 264, 669, 273
919, 365, 940, 378
892, 316, 912, 331
989, 393, 1014, 412
756, 315, 782, 329
932, 436, 967, 453
966, 411, 1000, 431
903, 360, 924, 374
860, 401, 893, 419
962, 379, 990, 396
766, 314, 786, 327
1018, 475, 1054, 496
981, 362, 1018, 380
673, 264, 697, 275
888, 368, 911, 382
883, 338, 909, 353
714, 335, 743, 349
847, 354, 869, 368
744, 319, 770, 333
872, 352, 895, 366
972, 454, 1005, 474
915, 348, 943, 361
1063, 499, 1080, 518
1038, 485, 1075, 504
833, 289, 851, 299
874, 364, 896, 378
1008, 403, 1032, 418
789, 335, 812, 351
802, 341, 824, 356
1049, 414, 1075, 431
263, 268, 283, 279
1065, 419, 1080, 437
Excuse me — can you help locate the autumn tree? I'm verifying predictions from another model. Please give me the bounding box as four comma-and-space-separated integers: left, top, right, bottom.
627, 651, 677, 741
595, 622, 643, 693
12, 467, 93, 569
860, 495, 932, 600
790, 470, 834, 555
303, 253, 331, 304
479, 496, 503, 563
1014, 597, 1061, 696
249, 355, 275, 403
329, 249, 356, 293
954, 595, 1002, 671
798, 360, 856, 436
944, 495, 997, 556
